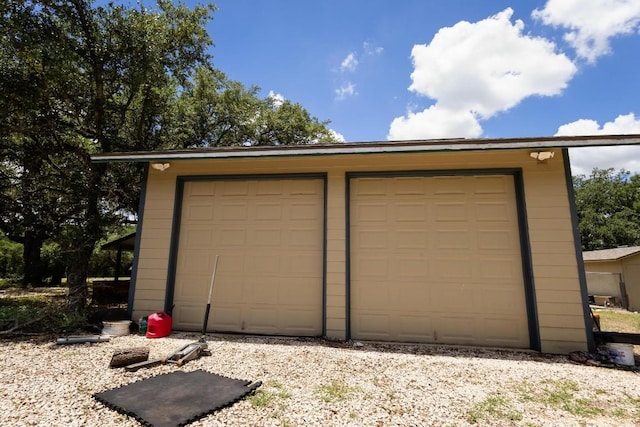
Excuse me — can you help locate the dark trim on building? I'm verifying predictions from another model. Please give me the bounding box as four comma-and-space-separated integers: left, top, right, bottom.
128, 164, 149, 318
164, 172, 328, 335
345, 168, 540, 350
563, 149, 596, 352
344, 176, 352, 341
321, 178, 328, 337
164, 176, 185, 315
513, 170, 541, 351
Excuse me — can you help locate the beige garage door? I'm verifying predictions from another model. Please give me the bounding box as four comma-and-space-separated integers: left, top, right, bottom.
350, 174, 529, 348
173, 178, 324, 336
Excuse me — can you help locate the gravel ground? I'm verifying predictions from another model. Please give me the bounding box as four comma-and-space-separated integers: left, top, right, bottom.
1, 332, 639, 427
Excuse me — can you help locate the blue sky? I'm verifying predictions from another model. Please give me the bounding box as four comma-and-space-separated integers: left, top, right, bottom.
191, 0, 640, 175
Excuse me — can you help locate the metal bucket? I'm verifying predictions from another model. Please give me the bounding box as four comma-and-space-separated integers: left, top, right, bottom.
102, 320, 131, 336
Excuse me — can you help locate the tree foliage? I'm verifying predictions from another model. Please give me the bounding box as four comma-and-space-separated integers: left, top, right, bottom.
573, 168, 640, 251
0, 0, 338, 310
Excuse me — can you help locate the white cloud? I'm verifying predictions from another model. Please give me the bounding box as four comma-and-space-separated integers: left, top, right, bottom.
409, 8, 576, 118
533, 0, 640, 63
340, 53, 358, 72
389, 8, 576, 140
555, 113, 640, 175
363, 42, 383, 56
335, 82, 356, 101
388, 105, 482, 140
329, 129, 346, 142
267, 90, 285, 107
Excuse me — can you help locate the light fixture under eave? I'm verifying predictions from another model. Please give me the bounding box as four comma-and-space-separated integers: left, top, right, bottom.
150, 162, 171, 171
530, 151, 555, 161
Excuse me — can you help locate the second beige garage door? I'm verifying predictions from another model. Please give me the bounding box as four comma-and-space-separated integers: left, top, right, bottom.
350, 174, 530, 348
172, 177, 324, 336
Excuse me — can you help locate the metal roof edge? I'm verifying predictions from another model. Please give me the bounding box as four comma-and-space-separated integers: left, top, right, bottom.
91, 134, 640, 163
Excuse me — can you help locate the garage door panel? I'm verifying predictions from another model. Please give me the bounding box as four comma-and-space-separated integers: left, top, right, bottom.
282, 310, 321, 333
221, 180, 249, 196
211, 307, 242, 329
185, 204, 214, 221
436, 230, 471, 249
395, 177, 427, 194
180, 249, 212, 275
250, 254, 281, 275
355, 203, 388, 221
476, 201, 511, 221
187, 181, 215, 196
433, 258, 473, 279
254, 203, 282, 221
218, 228, 246, 246
477, 231, 514, 250
173, 304, 207, 328
352, 255, 389, 280
351, 174, 529, 348
435, 202, 467, 221
214, 279, 243, 303
290, 202, 321, 220
483, 318, 527, 343
433, 176, 466, 194
397, 316, 434, 340
355, 230, 388, 249
395, 202, 427, 221
356, 286, 390, 311
182, 228, 214, 248
474, 176, 510, 193
436, 316, 476, 341
246, 309, 278, 330
174, 178, 324, 335
479, 259, 519, 279
355, 314, 390, 338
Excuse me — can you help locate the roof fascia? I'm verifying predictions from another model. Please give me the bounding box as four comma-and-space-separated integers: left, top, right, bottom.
91, 134, 640, 163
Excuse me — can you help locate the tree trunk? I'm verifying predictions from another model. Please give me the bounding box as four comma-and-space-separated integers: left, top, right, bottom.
22, 231, 44, 287
65, 162, 106, 314
67, 241, 93, 313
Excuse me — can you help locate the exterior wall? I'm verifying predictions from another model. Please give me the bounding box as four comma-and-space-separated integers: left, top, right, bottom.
584, 260, 623, 275
132, 148, 588, 353
584, 260, 624, 304
584, 258, 640, 311
622, 256, 640, 312
585, 272, 623, 301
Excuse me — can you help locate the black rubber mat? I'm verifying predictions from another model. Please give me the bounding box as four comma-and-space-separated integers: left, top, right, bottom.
94, 370, 261, 427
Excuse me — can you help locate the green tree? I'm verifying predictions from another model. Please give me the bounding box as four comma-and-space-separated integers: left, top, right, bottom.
573, 168, 640, 251
0, 0, 338, 311
173, 66, 336, 147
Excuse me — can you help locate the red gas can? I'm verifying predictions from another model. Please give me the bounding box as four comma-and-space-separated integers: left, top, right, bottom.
145, 311, 172, 338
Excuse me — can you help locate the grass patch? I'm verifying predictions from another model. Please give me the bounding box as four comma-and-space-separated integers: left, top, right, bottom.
268, 381, 292, 399
538, 380, 605, 417
247, 382, 292, 409
595, 309, 640, 333
316, 380, 357, 403
247, 390, 275, 407
0, 292, 87, 335
466, 396, 522, 424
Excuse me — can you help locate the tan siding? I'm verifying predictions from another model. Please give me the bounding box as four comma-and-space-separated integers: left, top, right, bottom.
133, 148, 587, 353
537, 302, 584, 316
536, 289, 581, 304
325, 172, 347, 339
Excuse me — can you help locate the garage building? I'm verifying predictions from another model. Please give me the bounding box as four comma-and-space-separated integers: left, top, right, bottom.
92, 135, 640, 354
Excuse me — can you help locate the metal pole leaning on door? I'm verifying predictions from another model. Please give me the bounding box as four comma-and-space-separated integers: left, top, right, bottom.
200, 254, 219, 342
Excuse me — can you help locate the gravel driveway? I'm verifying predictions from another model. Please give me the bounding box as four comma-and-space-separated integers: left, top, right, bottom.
1, 332, 639, 426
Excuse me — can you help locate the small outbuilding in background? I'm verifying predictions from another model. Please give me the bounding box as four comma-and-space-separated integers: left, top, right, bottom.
584, 246, 640, 311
